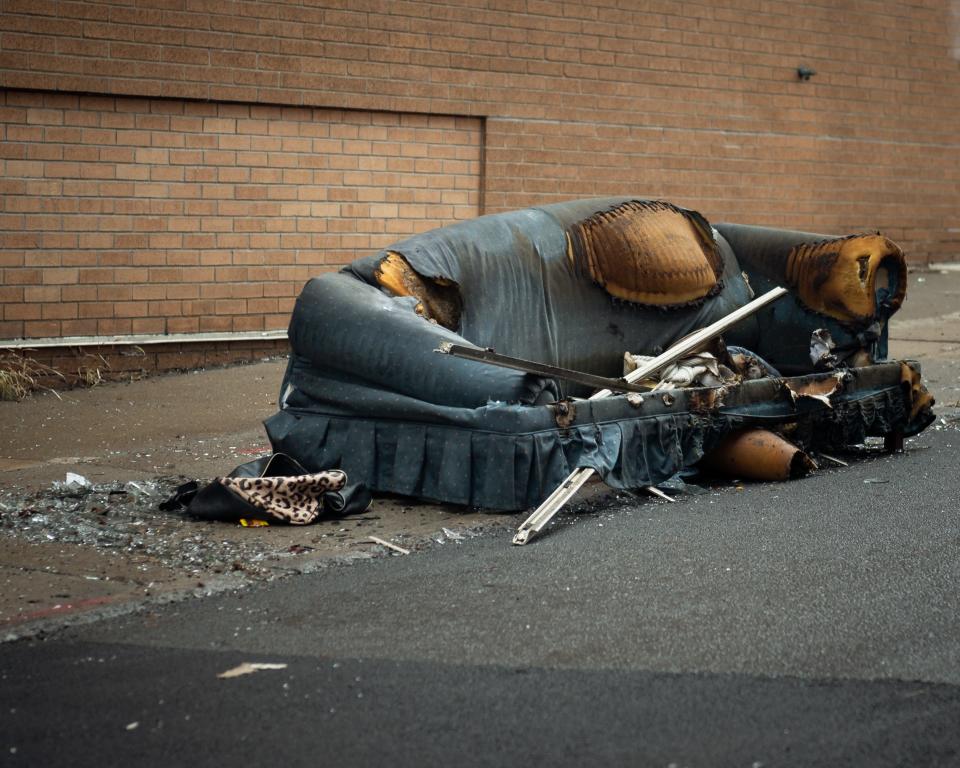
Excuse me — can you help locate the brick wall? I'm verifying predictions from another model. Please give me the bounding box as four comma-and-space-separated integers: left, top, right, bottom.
0, 91, 481, 340
1, 0, 959, 347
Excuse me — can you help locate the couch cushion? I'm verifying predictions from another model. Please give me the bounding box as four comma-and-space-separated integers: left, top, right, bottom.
568, 199, 724, 306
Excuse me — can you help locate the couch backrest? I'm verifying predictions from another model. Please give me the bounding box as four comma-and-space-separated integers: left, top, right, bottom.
359, 198, 760, 388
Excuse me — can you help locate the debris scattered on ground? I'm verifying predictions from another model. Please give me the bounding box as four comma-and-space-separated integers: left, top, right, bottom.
369, 536, 410, 555
0, 473, 505, 614
0, 477, 292, 579
53, 472, 93, 494
217, 662, 288, 679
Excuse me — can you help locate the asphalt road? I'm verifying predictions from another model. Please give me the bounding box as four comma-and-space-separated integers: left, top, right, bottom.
3, 421, 959, 767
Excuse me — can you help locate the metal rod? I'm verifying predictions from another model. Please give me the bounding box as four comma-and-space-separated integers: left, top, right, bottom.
818, 453, 849, 467
512, 467, 595, 545
591, 286, 790, 398
435, 342, 651, 394
512, 286, 788, 545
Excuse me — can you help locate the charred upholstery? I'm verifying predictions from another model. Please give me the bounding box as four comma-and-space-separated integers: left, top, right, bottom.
785, 234, 907, 324
373, 251, 462, 330
568, 200, 724, 306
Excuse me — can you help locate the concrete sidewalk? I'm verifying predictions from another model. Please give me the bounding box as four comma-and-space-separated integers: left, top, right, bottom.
887, 269, 960, 405
1, 269, 957, 637
0, 358, 514, 637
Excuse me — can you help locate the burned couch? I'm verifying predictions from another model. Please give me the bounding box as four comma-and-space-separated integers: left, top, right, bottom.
265, 198, 933, 510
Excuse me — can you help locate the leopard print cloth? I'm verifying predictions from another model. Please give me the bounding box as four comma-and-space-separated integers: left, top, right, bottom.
220, 470, 347, 525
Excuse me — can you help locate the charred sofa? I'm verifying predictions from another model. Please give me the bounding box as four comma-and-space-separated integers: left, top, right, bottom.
265, 198, 933, 510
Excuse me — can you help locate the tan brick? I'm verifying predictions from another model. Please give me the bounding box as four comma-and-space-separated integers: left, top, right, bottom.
229, 314, 263, 331
97, 284, 135, 301
134, 147, 168, 164
59, 319, 98, 336
130, 284, 166, 300
165, 317, 198, 334
113, 301, 151, 318
61, 285, 97, 301
0, 286, 25, 304
198, 315, 232, 332
4, 302, 42, 321
26, 108, 64, 126
24, 285, 62, 303
42, 302, 78, 320
23, 320, 61, 337
78, 301, 113, 319
131, 317, 165, 334
96, 318, 133, 334
41, 268, 79, 284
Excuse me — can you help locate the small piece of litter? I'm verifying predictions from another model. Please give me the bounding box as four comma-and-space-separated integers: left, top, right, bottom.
52, 472, 92, 494
125, 722, 139, 731
240, 519, 269, 527
218, 662, 288, 679
863, 478, 889, 484
368, 536, 410, 555
645, 485, 677, 503
819, 453, 849, 467
441, 526, 465, 541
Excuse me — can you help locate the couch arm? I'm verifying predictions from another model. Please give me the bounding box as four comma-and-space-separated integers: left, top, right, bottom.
287, 272, 558, 409
714, 223, 906, 326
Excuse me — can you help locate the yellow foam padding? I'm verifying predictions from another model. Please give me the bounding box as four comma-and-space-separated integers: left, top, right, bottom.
374, 252, 426, 312
570, 200, 723, 306
373, 251, 462, 330
786, 234, 907, 324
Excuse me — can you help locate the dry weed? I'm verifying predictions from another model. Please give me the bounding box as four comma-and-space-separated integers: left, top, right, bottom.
78, 351, 109, 389
0, 353, 67, 401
